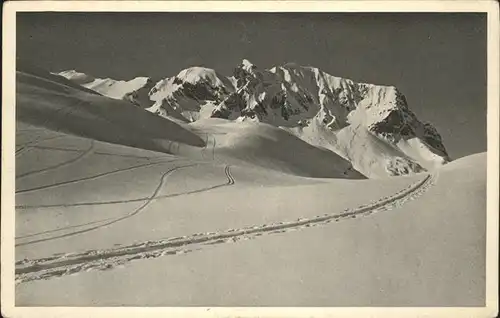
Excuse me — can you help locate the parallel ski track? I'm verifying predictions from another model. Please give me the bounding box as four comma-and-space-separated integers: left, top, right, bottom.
16, 171, 436, 284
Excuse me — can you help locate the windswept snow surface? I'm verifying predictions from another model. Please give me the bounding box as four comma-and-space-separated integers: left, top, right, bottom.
14, 62, 485, 307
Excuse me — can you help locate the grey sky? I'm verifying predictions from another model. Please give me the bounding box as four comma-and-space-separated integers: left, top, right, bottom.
17, 12, 487, 159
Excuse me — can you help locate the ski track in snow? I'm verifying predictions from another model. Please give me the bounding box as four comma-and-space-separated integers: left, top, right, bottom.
16, 163, 235, 210
212, 135, 216, 160
16, 165, 236, 240
15, 99, 91, 160
15, 163, 202, 247
16, 159, 181, 194
201, 133, 209, 160
31, 145, 168, 160
200, 133, 216, 161
15, 170, 436, 284
16, 140, 96, 180
15, 135, 68, 158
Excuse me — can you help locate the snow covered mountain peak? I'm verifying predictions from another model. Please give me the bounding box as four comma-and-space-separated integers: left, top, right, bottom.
145, 66, 236, 122
175, 66, 229, 87
57, 70, 96, 85
59, 61, 450, 177
240, 59, 258, 73
57, 70, 154, 103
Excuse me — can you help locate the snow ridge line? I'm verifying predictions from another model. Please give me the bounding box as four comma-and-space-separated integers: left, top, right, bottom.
15, 98, 91, 161
16, 172, 435, 284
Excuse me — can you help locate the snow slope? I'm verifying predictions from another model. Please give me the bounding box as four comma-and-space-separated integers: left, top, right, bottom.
14, 119, 486, 305
13, 61, 486, 307
18, 62, 206, 151
184, 118, 364, 178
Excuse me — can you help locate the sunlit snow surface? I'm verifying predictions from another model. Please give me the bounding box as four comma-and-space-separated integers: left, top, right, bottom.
15, 62, 485, 306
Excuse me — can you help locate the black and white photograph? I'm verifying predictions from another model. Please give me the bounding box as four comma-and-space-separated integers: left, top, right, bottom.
2, 1, 499, 317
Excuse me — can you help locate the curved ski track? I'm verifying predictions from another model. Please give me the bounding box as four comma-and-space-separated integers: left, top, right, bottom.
15, 135, 68, 158
15, 98, 90, 159
31, 145, 169, 160
16, 165, 235, 245
16, 140, 95, 180
16, 171, 436, 284
16, 163, 235, 210
16, 159, 181, 194
15, 163, 201, 247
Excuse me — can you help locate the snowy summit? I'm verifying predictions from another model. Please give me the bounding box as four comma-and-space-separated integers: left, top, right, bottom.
58, 61, 450, 178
